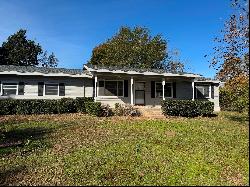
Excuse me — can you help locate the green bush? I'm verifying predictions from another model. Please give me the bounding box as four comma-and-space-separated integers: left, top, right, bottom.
85, 101, 102, 116
0, 100, 16, 115
0, 98, 94, 115
57, 98, 77, 114
75, 97, 94, 113
161, 100, 214, 117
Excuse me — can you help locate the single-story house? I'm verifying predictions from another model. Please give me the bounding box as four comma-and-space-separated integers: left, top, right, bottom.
0, 64, 221, 111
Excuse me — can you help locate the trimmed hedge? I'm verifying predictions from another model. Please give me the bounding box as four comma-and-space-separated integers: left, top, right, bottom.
85, 101, 102, 117
75, 97, 94, 113
0, 97, 94, 115
161, 100, 214, 117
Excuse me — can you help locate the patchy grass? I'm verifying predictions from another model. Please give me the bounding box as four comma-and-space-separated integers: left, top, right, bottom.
0, 112, 249, 186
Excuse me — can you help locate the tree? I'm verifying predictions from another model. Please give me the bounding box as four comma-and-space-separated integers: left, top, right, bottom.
39, 51, 58, 68
89, 26, 183, 70
164, 49, 185, 73
207, 0, 249, 81
0, 29, 59, 68
0, 29, 43, 66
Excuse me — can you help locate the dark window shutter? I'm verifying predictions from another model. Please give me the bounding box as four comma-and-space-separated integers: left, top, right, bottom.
194, 83, 197, 99
173, 82, 176, 98
92, 79, 95, 97
211, 84, 214, 99
59, 83, 65, 96
151, 81, 155, 98
124, 80, 128, 97
18, 82, 25, 95
0, 81, 1, 95
38, 82, 44, 96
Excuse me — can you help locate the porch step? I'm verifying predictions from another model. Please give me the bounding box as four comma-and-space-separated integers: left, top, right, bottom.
136, 107, 165, 118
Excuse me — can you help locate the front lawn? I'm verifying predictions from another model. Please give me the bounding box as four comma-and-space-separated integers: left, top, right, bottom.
0, 112, 249, 186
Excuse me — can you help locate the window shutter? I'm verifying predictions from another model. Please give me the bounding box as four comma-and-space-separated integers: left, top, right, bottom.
18, 82, 25, 95
124, 80, 128, 97
92, 79, 95, 97
38, 82, 44, 96
173, 82, 176, 98
59, 83, 65, 96
194, 83, 197, 99
151, 81, 155, 98
0, 81, 1, 95
211, 84, 214, 99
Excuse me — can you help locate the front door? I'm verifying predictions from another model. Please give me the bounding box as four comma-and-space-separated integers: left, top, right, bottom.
135, 82, 145, 105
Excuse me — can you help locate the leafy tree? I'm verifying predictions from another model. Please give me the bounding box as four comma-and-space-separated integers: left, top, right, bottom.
89, 26, 185, 71
39, 51, 58, 68
207, 0, 249, 81
0, 29, 59, 68
164, 49, 185, 73
0, 29, 43, 66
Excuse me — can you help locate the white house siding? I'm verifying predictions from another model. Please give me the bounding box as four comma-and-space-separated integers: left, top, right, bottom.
0, 75, 90, 99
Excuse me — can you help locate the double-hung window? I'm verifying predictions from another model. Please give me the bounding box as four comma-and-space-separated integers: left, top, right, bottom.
155, 82, 173, 98
45, 83, 59, 96
98, 80, 124, 97
1, 83, 18, 96
196, 84, 210, 99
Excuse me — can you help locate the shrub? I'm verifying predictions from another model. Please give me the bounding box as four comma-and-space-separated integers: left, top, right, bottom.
57, 98, 77, 114
85, 101, 102, 116
75, 97, 94, 113
161, 100, 214, 117
100, 104, 113, 117
0, 98, 94, 115
114, 103, 141, 117
0, 100, 16, 115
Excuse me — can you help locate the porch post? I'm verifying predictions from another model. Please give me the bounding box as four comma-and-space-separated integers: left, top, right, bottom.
94, 75, 98, 102
131, 77, 134, 105
192, 80, 195, 101
162, 78, 165, 100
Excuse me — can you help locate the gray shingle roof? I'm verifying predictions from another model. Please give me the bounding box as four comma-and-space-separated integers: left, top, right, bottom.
0, 65, 83, 75
85, 64, 201, 76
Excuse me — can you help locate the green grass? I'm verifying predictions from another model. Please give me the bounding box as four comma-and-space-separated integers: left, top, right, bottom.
0, 112, 249, 186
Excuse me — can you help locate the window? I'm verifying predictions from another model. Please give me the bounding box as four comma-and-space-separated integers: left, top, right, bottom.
196, 84, 210, 99
98, 80, 124, 97
2, 83, 18, 96
155, 82, 173, 98
45, 84, 59, 95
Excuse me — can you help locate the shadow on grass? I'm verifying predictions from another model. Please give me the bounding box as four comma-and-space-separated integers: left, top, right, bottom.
225, 113, 249, 124
0, 127, 53, 155
202, 113, 218, 118
0, 166, 27, 186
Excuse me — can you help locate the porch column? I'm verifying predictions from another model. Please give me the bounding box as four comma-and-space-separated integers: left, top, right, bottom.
131, 77, 134, 105
162, 78, 165, 100
94, 75, 98, 102
192, 80, 195, 101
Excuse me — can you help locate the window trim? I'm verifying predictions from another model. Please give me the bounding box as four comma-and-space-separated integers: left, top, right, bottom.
1, 81, 19, 96
44, 82, 60, 96
98, 80, 124, 98
155, 82, 173, 99
195, 84, 211, 99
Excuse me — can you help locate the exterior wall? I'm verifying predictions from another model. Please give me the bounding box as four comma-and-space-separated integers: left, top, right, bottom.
0, 75, 92, 99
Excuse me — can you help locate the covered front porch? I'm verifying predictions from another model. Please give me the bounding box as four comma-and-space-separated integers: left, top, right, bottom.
93, 74, 196, 108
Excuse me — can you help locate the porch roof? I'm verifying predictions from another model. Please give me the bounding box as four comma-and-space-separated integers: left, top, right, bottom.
84, 64, 201, 78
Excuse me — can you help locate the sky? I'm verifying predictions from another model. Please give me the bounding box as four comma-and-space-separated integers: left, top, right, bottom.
0, 0, 232, 78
